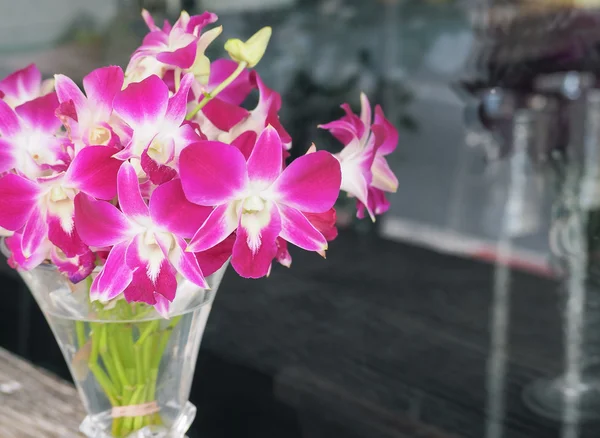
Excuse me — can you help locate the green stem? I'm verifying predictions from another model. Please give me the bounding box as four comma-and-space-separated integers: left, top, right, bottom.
107, 332, 131, 389
136, 320, 160, 347
76, 321, 86, 348
88, 363, 118, 406
185, 61, 248, 120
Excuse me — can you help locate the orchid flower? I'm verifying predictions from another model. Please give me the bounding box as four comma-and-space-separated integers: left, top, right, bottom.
195, 71, 291, 158
0, 92, 68, 178
180, 126, 341, 278
125, 10, 219, 85
320, 93, 399, 220
74, 162, 211, 313
0, 64, 54, 108
0, 146, 121, 280
54, 66, 124, 153
113, 73, 201, 183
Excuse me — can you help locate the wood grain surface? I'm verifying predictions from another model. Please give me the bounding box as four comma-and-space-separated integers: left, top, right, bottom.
0, 347, 84, 438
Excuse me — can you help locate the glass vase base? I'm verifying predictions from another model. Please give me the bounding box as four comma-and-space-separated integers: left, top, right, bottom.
523, 377, 600, 422
80, 401, 196, 438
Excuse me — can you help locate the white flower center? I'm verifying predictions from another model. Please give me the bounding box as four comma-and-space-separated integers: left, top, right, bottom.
89, 125, 111, 145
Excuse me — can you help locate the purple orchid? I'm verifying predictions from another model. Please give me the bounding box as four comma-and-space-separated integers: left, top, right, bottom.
180, 126, 341, 278
320, 93, 399, 220
0, 92, 67, 178
125, 10, 219, 84
0, 146, 121, 280
0, 64, 54, 108
74, 162, 211, 312
0, 8, 401, 315
55, 66, 124, 153
113, 73, 201, 183
194, 71, 292, 158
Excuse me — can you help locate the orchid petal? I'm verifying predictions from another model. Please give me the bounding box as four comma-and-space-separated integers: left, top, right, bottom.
231, 205, 281, 279
74, 194, 132, 247
304, 208, 338, 241
117, 161, 149, 220
247, 126, 282, 187
170, 236, 208, 288
65, 146, 121, 199
0, 138, 15, 173
125, 235, 177, 303
187, 203, 238, 252
0, 174, 40, 230
231, 131, 257, 160
122, 267, 156, 305
153, 258, 178, 301
271, 151, 341, 213
0, 99, 21, 136
149, 179, 212, 238
156, 39, 198, 69
202, 98, 249, 132
47, 213, 85, 258
15, 92, 61, 133
359, 93, 372, 135
340, 158, 373, 220
51, 247, 94, 284
154, 294, 171, 318
373, 105, 399, 155
165, 73, 194, 126
208, 59, 252, 105
91, 241, 133, 302
83, 66, 124, 118
21, 207, 48, 260
278, 204, 327, 252
318, 119, 357, 146
54, 74, 87, 113
195, 234, 235, 277
371, 154, 398, 193
140, 148, 178, 185
141, 9, 160, 31
180, 141, 248, 205
275, 237, 292, 268
250, 72, 292, 149
6, 231, 50, 270
113, 75, 168, 128
0, 64, 42, 106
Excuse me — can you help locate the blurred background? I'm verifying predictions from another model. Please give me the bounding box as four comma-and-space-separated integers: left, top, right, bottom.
3, 0, 600, 437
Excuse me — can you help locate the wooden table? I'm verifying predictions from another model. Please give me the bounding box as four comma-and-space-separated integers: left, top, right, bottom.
0, 347, 84, 438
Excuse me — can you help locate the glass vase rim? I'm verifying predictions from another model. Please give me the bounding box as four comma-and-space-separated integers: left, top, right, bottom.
0, 237, 217, 323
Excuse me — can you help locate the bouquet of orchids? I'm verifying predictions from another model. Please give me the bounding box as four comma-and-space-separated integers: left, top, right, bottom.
0, 10, 399, 314
0, 9, 399, 437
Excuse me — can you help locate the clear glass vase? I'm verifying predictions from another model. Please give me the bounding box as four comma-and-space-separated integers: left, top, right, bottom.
13, 258, 228, 438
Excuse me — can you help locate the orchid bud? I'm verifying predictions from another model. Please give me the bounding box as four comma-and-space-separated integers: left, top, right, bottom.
224, 26, 272, 68
190, 26, 223, 85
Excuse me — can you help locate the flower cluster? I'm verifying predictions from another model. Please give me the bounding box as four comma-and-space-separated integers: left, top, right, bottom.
0, 10, 399, 314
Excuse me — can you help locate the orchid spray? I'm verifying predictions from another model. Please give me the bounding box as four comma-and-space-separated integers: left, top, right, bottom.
0, 9, 399, 437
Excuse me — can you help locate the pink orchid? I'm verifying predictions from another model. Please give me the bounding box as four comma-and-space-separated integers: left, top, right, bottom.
0, 146, 121, 279
54, 67, 124, 153
320, 93, 399, 220
74, 162, 211, 310
0, 92, 67, 178
180, 126, 341, 278
194, 71, 291, 158
0, 64, 54, 108
125, 10, 219, 84
112, 73, 201, 183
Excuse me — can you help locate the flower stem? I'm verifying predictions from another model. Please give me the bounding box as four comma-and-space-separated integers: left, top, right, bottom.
76, 321, 86, 348
85, 304, 183, 437
185, 61, 248, 120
